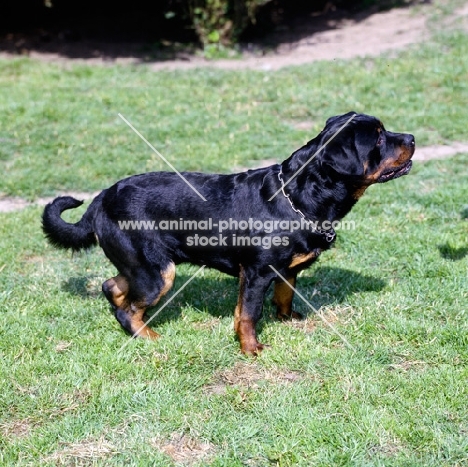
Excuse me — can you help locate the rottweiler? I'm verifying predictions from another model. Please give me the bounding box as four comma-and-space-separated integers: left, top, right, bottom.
42, 112, 415, 354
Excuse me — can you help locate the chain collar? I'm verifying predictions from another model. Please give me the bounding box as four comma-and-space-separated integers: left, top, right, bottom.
277, 168, 336, 243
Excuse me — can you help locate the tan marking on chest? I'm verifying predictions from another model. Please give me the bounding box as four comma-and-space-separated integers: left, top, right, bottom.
289, 250, 321, 269
353, 185, 368, 200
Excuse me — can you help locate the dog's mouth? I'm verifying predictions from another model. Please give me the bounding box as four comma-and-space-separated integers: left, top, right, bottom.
377, 160, 413, 183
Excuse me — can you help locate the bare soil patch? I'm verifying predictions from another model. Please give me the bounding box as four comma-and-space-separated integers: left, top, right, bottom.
0, 191, 99, 213
151, 432, 216, 466
44, 437, 118, 464
0, 2, 438, 71
0, 418, 35, 439
204, 361, 302, 395
149, 5, 430, 71
412, 142, 468, 161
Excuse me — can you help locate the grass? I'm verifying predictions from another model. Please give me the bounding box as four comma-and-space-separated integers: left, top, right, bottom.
1, 151, 467, 467
1, 3, 468, 466
0, 28, 467, 198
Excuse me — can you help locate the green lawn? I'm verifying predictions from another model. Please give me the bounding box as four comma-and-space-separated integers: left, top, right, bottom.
0, 28, 467, 199
0, 5, 467, 466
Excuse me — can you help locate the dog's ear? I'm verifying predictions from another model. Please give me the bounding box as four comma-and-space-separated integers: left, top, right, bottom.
282, 112, 363, 177
325, 111, 357, 128
318, 115, 366, 178
283, 112, 373, 179
318, 142, 365, 178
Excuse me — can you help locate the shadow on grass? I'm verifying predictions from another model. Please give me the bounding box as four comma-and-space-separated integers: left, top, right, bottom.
63, 276, 101, 299
62, 266, 386, 328
438, 206, 468, 261
438, 244, 468, 261
295, 266, 386, 311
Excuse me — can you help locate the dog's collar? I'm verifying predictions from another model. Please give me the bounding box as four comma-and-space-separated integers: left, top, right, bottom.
277, 168, 336, 243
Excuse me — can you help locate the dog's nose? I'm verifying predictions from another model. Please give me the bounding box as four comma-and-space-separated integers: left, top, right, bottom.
405, 134, 415, 147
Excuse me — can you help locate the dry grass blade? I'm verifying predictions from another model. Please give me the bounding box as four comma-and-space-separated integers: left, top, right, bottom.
152, 432, 216, 466
45, 437, 117, 464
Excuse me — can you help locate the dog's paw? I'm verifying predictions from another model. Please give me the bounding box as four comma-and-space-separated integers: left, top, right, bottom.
133, 327, 161, 340
276, 310, 304, 321
241, 341, 269, 355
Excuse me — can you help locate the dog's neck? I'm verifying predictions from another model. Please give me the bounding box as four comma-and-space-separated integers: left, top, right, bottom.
278, 158, 360, 223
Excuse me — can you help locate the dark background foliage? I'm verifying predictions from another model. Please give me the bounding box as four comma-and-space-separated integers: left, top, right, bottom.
0, 0, 408, 45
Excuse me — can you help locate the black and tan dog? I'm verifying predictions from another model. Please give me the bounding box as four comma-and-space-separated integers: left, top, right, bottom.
42, 112, 415, 354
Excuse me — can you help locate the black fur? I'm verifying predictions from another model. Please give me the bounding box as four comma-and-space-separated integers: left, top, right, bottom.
42, 196, 97, 251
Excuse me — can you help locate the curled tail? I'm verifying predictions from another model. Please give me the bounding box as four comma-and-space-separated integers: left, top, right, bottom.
42, 196, 98, 251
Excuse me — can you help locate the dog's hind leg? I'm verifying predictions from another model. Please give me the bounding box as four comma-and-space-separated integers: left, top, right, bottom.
102, 262, 176, 339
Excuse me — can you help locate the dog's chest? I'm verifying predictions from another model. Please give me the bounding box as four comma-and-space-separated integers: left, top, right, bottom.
288, 248, 322, 269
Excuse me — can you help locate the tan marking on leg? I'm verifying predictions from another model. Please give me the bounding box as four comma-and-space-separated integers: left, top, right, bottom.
104, 274, 129, 309
150, 262, 176, 306
133, 263, 176, 339
273, 277, 303, 321
289, 250, 321, 269
273, 278, 295, 318
104, 275, 159, 339
237, 318, 264, 355
233, 267, 264, 354
233, 266, 245, 334
128, 305, 160, 340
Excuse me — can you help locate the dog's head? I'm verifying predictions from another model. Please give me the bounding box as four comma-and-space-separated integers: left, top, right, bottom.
316, 112, 415, 185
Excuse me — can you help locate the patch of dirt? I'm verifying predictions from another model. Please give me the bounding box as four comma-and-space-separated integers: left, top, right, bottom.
191, 317, 222, 331
387, 359, 428, 371
151, 432, 216, 466
0, 197, 31, 213
443, 1, 468, 30
412, 142, 468, 161
204, 361, 302, 395
55, 341, 73, 352
0, 418, 35, 439
0, 191, 99, 213
0, 2, 451, 71
182, 4, 430, 72
369, 440, 403, 457
285, 306, 347, 334
44, 437, 117, 464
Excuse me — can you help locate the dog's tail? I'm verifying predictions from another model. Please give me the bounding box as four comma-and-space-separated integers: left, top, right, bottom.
42, 196, 99, 251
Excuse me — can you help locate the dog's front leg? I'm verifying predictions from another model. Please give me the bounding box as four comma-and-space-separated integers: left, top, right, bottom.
233, 266, 273, 355
272, 276, 304, 321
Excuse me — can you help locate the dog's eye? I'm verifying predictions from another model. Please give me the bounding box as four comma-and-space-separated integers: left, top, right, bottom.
376, 136, 384, 146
